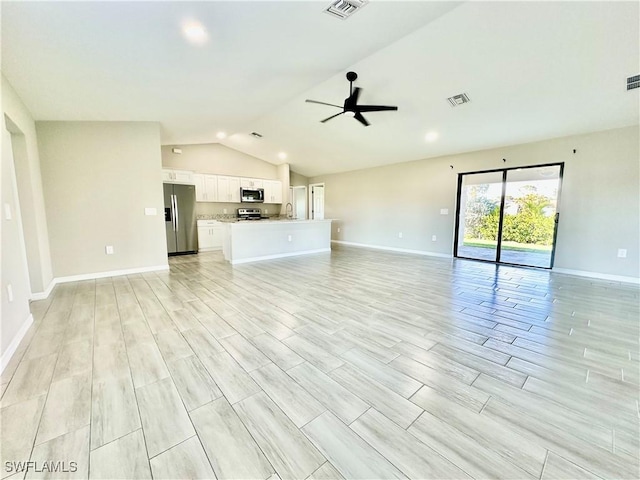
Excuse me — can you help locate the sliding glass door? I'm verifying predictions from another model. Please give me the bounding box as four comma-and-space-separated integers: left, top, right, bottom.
454, 164, 563, 268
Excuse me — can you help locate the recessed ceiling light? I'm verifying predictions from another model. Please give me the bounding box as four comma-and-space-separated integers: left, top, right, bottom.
182, 21, 207, 45
278, 152, 287, 160
425, 131, 439, 142
216, 131, 227, 139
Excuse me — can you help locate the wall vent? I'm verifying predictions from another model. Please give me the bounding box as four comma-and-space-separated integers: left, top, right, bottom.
324, 0, 369, 20
627, 74, 640, 91
447, 93, 471, 107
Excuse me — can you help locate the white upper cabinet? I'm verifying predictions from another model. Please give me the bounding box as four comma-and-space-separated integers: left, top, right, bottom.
264, 180, 283, 203
217, 176, 241, 203
193, 174, 219, 202
240, 178, 264, 189
162, 169, 193, 184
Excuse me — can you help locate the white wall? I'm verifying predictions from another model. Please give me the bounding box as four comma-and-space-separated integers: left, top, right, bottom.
161, 143, 279, 178
310, 126, 640, 280
37, 122, 168, 278
1, 75, 53, 295
1, 119, 33, 363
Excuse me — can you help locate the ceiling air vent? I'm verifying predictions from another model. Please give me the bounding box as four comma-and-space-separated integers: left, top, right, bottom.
447, 93, 471, 107
250, 132, 263, 138
324, 0, 369, 20
627, 74, 640, 91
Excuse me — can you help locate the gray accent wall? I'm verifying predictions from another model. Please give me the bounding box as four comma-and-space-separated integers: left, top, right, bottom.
310, 126, 639, 280
37, 121, 168, 278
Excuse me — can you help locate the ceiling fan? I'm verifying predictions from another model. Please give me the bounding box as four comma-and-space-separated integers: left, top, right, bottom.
305, 71, 398, 127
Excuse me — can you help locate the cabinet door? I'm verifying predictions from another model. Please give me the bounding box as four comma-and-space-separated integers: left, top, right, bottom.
271, 180, 282, 203
193, 174, 207, 202
217, 176, 230, 202
228, 177, 241, 203
240, 178, 263, 188
264, 180, 283, 203
204, 175, 218, 202
197, 227, 214, 249
210, 226, 224, 248
174, 170, 193, 184
162, 170, 175, 182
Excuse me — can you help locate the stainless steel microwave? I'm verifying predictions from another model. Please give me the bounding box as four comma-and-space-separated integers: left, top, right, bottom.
240, 188, 264, 203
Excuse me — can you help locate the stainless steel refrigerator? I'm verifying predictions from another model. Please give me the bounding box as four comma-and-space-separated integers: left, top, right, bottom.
164, 183, 197, 255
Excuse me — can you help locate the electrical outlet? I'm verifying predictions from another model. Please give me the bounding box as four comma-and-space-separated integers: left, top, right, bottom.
432, 235, 437, 241
398, 232, 403, 239
265, 209, 269, 214
287, 235, 292, 242
105, 245, 114, 255
7, 284, 13, 303
440, 208, 449, 215
617, 248, 627, 258
223, 208, 227, 214
337, 227, 341, 233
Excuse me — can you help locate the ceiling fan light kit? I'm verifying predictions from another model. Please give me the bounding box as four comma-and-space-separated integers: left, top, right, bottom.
306, 71, 398, 127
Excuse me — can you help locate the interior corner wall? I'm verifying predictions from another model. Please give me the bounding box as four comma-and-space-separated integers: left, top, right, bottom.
1, 75, 53, 295
2, 117, 33, 362
290, 170, 309, 187
309, 126, 640, 280
36, 121, 168, 278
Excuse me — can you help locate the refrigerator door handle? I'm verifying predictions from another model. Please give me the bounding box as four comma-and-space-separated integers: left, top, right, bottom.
173, 195, 179, 231
171, 194, 177, 231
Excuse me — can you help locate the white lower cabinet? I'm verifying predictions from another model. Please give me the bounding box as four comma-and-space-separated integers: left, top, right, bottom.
197, 221, 224, 251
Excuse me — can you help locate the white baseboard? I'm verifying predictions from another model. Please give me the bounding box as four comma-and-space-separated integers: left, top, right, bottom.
231, 248, 331, 265
1, 313, 34, 374
29, 264, 170, 300
331, 240, 452, 259
552, 267, 640, 285
30, 279, 55, 301
333, 241, 639, 284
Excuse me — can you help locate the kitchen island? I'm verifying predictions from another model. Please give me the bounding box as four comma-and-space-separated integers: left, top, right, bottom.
222, 219, 332, 264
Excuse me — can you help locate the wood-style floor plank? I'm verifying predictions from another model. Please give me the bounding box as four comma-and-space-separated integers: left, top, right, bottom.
4, 247, 637, 480
302, 411, 406, 479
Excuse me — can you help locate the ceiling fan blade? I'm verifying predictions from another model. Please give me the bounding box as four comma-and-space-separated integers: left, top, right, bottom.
345, 87, 361, 108
354, 112, 370, 127
305, 99, 343, 109
321, 111, 345, 123
355, 105, 398, 112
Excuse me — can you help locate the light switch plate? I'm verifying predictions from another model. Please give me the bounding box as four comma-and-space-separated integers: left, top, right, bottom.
440, 208, 449, 215
105, 245, 114, 255
4, 203, 12, 220
144, 207, 157, 216
617, 248, 627, 258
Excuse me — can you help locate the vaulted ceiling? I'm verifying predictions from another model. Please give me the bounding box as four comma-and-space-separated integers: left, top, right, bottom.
3, 1, 638, 177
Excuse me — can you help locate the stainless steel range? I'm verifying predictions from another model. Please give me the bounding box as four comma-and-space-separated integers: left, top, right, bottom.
237, 208, 262, 220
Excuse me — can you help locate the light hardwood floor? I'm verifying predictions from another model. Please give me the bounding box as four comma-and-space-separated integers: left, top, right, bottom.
1, 245, 638, 479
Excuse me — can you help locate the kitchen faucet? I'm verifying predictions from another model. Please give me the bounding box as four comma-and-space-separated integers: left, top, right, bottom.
286, 202, 293, 219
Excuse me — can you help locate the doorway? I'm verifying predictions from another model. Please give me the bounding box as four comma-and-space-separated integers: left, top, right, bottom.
454, 163, 563, 268
290, 186, 307, 219
309, 183, 325, 220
